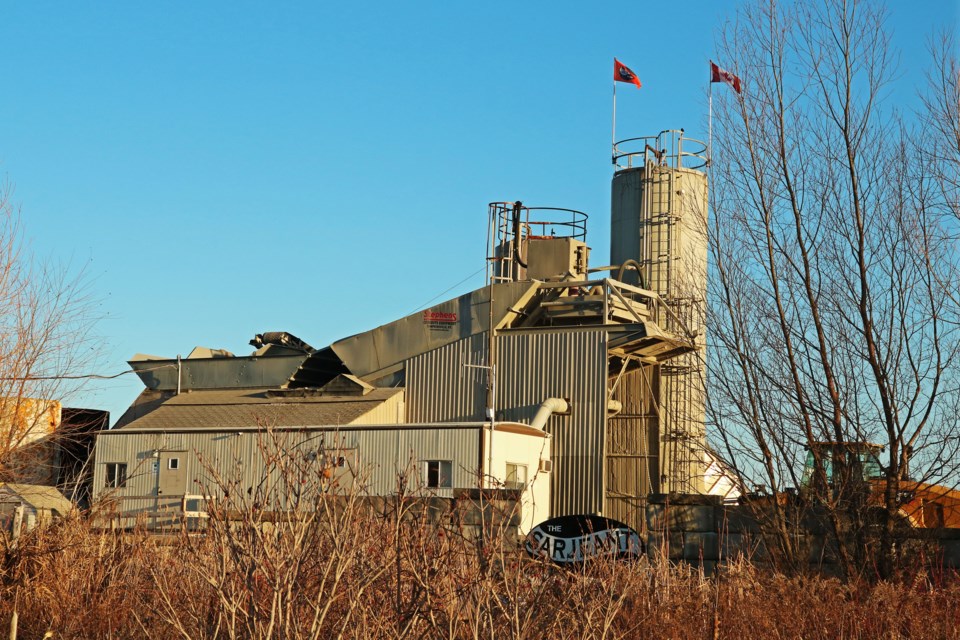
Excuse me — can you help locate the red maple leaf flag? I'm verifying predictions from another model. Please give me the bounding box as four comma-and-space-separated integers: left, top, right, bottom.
614, 58, 642, 88
710, 61, 742, 94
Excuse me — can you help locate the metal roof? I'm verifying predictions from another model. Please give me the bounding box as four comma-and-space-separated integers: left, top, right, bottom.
330, 280, 541, 380
99, 420, 547, 437
113, 388, 402, 431
0, 483, 73, 514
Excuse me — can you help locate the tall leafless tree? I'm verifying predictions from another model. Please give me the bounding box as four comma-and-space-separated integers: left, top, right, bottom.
706, 0, 960, 578
920, 32, 960, 224
0, 182, 99, 485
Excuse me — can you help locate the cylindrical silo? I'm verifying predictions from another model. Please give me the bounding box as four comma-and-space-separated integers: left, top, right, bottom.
610, 130, 709, 494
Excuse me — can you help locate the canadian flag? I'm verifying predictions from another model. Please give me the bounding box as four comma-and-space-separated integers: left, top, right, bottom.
710, 61, 742, 94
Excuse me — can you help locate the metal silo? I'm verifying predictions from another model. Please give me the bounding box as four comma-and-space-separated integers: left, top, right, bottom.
610, 130, 709, 494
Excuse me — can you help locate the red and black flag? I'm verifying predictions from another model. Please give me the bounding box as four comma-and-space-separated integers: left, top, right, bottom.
614, 58, 641, 88
710, 61, 742, 94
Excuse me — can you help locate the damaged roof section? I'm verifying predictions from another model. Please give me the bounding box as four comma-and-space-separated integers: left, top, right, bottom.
328, 281, 541, 382
124, 274, 695, 400
129, 282, 543, 394
128, 331, 346, 392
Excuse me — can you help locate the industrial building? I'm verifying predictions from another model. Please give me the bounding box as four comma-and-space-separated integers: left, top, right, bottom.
97, 372, 552, 531
94, 129, 720, 533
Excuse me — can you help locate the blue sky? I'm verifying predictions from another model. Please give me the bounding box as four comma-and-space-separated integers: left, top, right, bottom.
0, 1, 956, 423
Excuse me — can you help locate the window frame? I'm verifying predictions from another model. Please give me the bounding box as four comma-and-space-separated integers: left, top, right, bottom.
424, 460, 453, 489
505, 462, 528, 490
105, 462, 128, 489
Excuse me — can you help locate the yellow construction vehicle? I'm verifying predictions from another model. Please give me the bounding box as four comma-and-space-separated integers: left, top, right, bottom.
801, 442, 960, 528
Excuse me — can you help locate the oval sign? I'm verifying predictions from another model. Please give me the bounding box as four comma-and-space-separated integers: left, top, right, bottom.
525, 514, 644, 564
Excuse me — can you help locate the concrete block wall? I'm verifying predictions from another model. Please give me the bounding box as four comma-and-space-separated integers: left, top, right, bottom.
645, 493, 960, 574
646, 494, 722, 575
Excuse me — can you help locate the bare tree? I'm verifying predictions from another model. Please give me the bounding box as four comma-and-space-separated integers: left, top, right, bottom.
707, 0, 960, 579
920, 31, 960, 224
0, 182, 99, 486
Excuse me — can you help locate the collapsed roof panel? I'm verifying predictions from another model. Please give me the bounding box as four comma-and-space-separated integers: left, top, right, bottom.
287, 346, 350, 389
329, 281, 540, 380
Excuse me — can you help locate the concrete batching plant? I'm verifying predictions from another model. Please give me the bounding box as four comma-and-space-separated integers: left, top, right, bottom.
94, 129, 722, 534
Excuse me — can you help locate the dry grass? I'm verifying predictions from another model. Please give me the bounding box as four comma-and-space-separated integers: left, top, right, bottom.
1, 509, 959, 640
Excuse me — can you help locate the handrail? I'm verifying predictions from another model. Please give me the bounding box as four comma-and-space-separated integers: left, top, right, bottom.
529, 277, 691, 338
613, 129, 707, 171
487, 202, 589, 284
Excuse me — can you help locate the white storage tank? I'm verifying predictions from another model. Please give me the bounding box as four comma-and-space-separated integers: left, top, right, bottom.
610, 130, 709, 494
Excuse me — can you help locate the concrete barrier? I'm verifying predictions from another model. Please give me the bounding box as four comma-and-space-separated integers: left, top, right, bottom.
645, 493, 960, 573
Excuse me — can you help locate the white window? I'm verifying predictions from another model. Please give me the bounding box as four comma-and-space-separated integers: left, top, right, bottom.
425, 460, 452, 488
505, 463, 528, 490
105, 463, 128, 488
167, 458, 180, 471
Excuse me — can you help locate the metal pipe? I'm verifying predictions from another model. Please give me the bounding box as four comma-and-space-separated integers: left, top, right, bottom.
616, 259, 646, 289
586, 265, 621, 273
530, 397, 569, 430
511, 201, 528, 270
488, 365, 496, 489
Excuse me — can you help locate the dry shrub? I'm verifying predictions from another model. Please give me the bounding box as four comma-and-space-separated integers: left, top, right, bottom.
1, 511, 959, 639
3, 439, 959, 639
0, 513, 153, 638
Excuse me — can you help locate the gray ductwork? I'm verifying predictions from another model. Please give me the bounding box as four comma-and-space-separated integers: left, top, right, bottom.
530, 397, 570, 430
250, 331, 315, 354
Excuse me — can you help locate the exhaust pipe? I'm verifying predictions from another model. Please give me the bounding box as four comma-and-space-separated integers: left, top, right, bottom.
530, 398, 570, 430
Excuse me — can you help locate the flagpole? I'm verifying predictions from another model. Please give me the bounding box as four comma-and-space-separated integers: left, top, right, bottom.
708, 62, 713, 167
707, 63, 714, 225
612, 59, 617, 165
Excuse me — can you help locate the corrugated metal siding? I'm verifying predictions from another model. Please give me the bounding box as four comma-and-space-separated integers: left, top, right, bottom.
94, 425, 482, 508
406, 333, 488, 423
95, 428, 261, 502
395, 427, 481, 497
406, 329, 608, 519
345, 426, 481, 496
351, 392, 405, 425
496, 330, 607, 519
607, 364, 660, 532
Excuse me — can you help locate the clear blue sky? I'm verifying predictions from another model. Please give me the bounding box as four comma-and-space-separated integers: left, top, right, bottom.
0, 1, 956, 423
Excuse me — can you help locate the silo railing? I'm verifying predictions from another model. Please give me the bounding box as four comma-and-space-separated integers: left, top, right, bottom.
613, 129, 708, 172
487, 202, 588, 284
